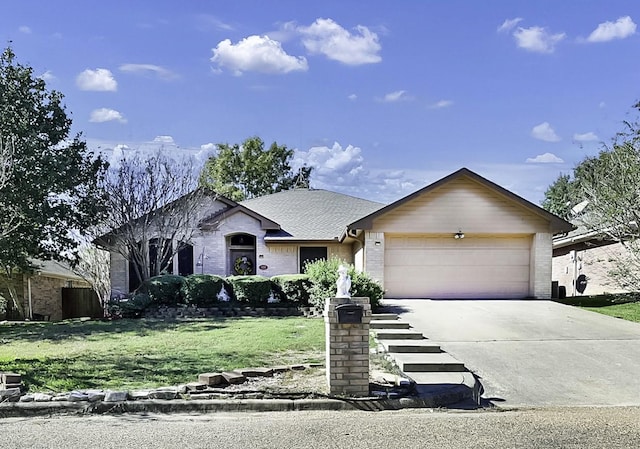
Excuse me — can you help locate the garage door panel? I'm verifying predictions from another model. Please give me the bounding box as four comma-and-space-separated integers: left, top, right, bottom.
384, 235, 531, 299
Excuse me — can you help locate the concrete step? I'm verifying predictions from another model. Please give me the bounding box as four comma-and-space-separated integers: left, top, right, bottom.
371, 313, 399, 321
372, 329, 425, 340
391, 353, 467, 373
378, 339, 441, 353
407, 371, 476, 386
370, 320, 410, 330
407, 372, 482, 406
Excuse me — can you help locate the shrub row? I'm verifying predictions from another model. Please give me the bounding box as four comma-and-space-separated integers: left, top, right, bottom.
108, 258, 383, 318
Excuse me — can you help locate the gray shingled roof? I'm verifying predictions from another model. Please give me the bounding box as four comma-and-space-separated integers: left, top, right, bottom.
240, 189, 384, 241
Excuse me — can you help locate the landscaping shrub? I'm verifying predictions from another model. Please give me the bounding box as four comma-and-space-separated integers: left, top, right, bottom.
226, 275, 273, 305
181, 274, 230, 307
136, 274, 185, 306
271, 274, 312, 305
305, 257, 383, 310
107, 293, 152, 319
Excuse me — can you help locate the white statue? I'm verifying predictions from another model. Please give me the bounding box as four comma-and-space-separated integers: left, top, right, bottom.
336, 264, 352, 298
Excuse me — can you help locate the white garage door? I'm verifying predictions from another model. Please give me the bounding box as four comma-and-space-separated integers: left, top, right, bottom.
384, 235, 531, 299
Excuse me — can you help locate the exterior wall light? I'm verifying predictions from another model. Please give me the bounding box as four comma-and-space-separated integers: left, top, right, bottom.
454, 230, 465, 239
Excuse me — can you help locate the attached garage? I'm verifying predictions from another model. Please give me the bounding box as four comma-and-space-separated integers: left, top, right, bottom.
384, 234, 532, 298
348, 168, 574, 300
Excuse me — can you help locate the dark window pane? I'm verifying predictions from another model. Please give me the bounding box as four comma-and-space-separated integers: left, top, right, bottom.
300, 247, 327, 273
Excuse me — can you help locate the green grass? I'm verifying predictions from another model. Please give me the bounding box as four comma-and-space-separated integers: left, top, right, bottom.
0, 317, 324, 392
554, 293, 640, 323
582, 302, 640, 323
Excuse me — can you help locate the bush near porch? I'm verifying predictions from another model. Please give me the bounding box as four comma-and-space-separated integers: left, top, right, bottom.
108, 261, 383, 319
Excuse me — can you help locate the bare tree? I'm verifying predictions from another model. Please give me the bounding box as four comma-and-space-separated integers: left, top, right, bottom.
67, 244, 111, 309
94, 151, 210, 289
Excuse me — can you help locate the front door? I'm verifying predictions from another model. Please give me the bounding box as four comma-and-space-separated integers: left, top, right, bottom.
228, 233, 256, 275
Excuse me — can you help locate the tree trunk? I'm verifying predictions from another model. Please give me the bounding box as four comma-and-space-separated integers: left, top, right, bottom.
0, 268, 25, 319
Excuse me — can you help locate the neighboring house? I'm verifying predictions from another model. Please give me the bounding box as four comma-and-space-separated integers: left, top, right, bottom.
105, 168, 573, 299
0, 260, 91, 321
553, 224, 630, 296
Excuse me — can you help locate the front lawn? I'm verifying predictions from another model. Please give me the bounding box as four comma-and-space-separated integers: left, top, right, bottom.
554, 294, 640, 323
0, 317, 324, 392
582, 302, 640, 323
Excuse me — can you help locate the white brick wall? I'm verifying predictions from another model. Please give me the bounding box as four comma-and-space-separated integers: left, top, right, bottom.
531, 232, 552, 299
552, 242, 629, 296
110, 253, 128, 296
363, 232, 385, 286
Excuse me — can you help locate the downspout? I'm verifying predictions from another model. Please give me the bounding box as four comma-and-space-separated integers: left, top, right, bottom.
27, 276, 33, 320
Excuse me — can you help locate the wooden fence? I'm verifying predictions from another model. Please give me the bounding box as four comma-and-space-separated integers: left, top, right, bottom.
61, 288, 103, 319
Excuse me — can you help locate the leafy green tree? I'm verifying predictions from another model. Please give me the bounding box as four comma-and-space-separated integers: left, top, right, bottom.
199, 136, 312, 201
0, 47, 108, 318
542, 173, 575, 220
543, 102, 640, 291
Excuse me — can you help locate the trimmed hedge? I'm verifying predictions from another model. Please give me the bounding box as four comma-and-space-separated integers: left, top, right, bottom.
271, 274, 312, 305
181, 274, 230, 307
136, 275, 186, 306
107, 293, 152, 319
226, 275, 273, 305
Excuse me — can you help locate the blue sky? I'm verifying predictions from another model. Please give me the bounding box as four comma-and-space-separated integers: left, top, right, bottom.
2, 1, 639, 205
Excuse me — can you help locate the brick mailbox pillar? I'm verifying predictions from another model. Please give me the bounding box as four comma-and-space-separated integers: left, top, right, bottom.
324, 296, 371, 397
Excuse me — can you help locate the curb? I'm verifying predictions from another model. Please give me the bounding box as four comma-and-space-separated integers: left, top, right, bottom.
0, 381, 481, 418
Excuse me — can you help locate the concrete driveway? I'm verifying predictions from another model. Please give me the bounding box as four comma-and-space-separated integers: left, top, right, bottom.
385, 299, 640, 407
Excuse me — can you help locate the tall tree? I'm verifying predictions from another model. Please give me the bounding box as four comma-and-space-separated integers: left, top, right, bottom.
543, 102, 640, 290
94, 152, 206, 289
541, 173, 574, 220
199, 136, 312, 201
0, 47, 108, 318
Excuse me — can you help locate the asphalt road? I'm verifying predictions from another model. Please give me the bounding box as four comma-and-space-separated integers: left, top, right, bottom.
385, 299, 640, 407
1, 408, 639, 448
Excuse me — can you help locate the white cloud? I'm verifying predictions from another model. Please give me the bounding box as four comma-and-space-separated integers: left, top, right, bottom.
381, 90, 411, 102
211, 35, 308, 75
348, 94, 357, 101
119, 63, 178, 80
531, 122, 561, 142
526, 152, 564, 163
200, 143, 217, 152
298, 18, 381, 65
196, 14, 234, 32
295, 142, 366, 187
587, 16, 636, 42
76, 68, 118, 91
513, 26, 566, 53
89, 108, 127, 123
39, 70, 56, 82
573, 132, 599, 142
497, 18, 523, 33
430, 100, 453, 109
153, 135, 175, 144
19, 25, 31, 34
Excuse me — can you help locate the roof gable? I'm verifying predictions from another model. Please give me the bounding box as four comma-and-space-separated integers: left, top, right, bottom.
199, 204, 280, 231
349, 168, 574, 234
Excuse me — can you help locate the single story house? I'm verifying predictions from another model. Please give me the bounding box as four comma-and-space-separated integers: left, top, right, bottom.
107, 168, 573, 299
0, 260, 91, 321
553, 224, 631, 296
